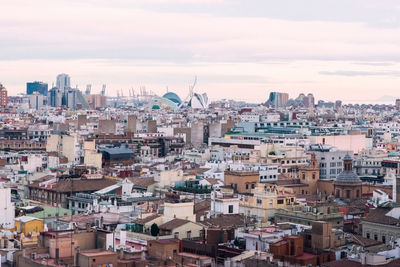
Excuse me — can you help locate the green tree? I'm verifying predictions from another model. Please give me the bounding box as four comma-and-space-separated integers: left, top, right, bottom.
150, 223, 159, 236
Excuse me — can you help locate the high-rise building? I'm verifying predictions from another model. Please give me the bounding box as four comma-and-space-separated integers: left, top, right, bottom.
0, 83, 8, 107
49, 87, 63, 107
396, 99, 400, 110
306, 93, 315, 108
64, 89, 77, 109
26, 81, 48, 96
268, 92, 289, 108
28, 92, 46, 110
56, 73, 71, 92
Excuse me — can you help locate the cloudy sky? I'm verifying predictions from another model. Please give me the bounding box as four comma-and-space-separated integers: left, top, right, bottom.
1, 0, 400, 103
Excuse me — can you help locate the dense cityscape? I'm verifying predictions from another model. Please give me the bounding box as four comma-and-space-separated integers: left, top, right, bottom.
0, 74, 399, 266
3, 0, 400, 266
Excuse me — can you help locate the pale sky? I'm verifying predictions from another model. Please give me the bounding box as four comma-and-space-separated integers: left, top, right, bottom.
1, 0, 400, 103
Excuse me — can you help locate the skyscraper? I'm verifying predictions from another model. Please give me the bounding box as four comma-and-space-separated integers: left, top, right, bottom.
27, 81, 48, 96
56, 73, 71, 92
49, 87, 62, 107
28, 92, 45, 110
268, 92, 289, 108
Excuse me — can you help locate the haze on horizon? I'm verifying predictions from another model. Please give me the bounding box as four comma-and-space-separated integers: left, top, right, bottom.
1, 0, 400, 103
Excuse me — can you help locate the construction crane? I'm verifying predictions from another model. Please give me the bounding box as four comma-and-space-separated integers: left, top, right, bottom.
101, 84, 106, 96
85, 84, 91, 95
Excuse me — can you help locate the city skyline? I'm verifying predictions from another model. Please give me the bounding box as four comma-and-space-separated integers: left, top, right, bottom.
2, 0, 400, 103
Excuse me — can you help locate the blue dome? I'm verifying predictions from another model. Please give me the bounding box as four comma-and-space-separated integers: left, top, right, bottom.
163, 92, 182, 105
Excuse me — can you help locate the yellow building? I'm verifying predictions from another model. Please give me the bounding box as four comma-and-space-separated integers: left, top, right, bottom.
158, 218, 203, 239
163, 200, 196, 222
14, 216, 44, 236
84, 141, 103, 169
240, 184, 296, 222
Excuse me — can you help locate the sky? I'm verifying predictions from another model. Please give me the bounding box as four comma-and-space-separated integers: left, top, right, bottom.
1, 0, 400, 103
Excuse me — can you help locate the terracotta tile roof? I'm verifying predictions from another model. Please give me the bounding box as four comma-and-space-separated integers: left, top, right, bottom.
128, 177, 156, 187
203, 178, 221, 185
194, 199, 211, 222
363, 207, 400, 226
134, 214, 161, 225
159, 218, 191, 231
28, 178, 117, 193
351, 235, 383, 248
194, 199, 211, 213
322, 258, 400, 267
199, 214, 254, 228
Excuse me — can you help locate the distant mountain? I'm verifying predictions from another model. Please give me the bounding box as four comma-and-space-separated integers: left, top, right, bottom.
377, 95, 397, 102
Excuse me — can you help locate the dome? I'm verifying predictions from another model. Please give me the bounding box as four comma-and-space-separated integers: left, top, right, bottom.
343, 154, 352, 161
336, 171, 361, 182
162, 92, 182, 105
149, 96, 179, 111
336, 155, 361, 183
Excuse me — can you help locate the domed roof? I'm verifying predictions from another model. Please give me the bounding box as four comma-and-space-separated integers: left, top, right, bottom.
336, 155, 361, 183
162, 92, 182, 105
343, 154, 352, 161
336, 171, 361, 182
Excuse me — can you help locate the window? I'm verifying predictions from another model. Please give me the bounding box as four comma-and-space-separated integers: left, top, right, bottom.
257, 199, 262, 205
366, 233, 370, 239
330, 162, 336, 167
374, 234, 378, 241
277, 199, 284, 204
251, 183, 255, 189
246, 184, 249, 189
382, 235, 386, 243
187, 231, 191, 238
312, 173, 316, 179
302, 173, 306, 180
228, 205, 234, 213
174, 232, 179, 238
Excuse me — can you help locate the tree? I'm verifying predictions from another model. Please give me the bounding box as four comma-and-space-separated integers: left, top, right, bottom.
150, 223, 159, 236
